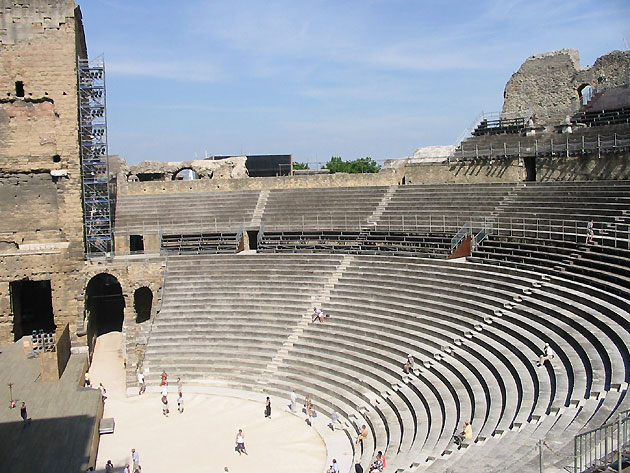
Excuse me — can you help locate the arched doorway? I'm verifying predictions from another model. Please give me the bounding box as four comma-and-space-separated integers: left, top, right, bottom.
134, 287, 153, 324
85, 273, 125, 351
578, 84, 594, 106
173, 168, 198, 180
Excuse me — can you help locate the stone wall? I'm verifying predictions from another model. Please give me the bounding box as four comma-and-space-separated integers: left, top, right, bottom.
0, 1, 87, 343
401, 159, 524, 185
502, 49, 630, 126
120, 168, 401, 195
536, 151, 630, 182
83, 259, 164, 378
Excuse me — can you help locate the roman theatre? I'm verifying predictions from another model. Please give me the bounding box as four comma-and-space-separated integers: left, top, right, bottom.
1, 2, 630, 473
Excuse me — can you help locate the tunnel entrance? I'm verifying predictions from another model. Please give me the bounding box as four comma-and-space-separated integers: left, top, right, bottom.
10, 279, 55, 342
247, 230, 259, 250
85, 273, 125, 351
134, 287, 153, 324
524, 156, 536, 181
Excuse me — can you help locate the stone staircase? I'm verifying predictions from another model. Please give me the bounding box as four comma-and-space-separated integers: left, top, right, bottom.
249, 189, 269, 228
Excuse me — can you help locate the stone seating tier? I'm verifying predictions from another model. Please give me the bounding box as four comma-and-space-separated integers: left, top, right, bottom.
140, 252, 630, 473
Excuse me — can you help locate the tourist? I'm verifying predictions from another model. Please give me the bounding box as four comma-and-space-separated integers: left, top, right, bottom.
265, 396, 271, 418
538, 343, 555, 367
84, 371, 91, 387
454, 420, 473, 446
369, 451, 385, 471
369, 453, 384, 473
306, 400, 316, 426
312, 307, 324, 323
177, 392, 184, 414
290, 389, 297, 412
162, 394, 169, 417
586, 220, 595, 244
328, 459, 340, 473
123, 464, 130, 473
403, 354, 415, 374
137, 371, 145, 395
161, 370, 168, 385
99, 383, 107, 402
131, 449, 140, 473
20, 401, 28, 423
303, 394, 311, 413
356, 424, 369, 445
235, 429, 247, 455
329, 411, 341, 431
105, 460, 114, 473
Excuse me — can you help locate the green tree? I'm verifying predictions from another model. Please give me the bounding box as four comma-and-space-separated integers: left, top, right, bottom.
322, 156, 381, 173
292, 161, 310, 170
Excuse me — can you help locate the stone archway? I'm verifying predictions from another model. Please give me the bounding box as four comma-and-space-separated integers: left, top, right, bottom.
172, 168, 199, 180
134, 286, 153, 324
85, 273, 125, 352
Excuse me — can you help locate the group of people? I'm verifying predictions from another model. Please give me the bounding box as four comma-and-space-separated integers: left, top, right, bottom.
159, 371, 184, 416
350, 451, 386, 473
100, 448, 140, 473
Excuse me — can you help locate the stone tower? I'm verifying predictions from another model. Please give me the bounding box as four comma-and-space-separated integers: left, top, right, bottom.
0, 0, 87, 341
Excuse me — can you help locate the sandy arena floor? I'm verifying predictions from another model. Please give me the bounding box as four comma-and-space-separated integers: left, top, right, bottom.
89, 333, 328, 473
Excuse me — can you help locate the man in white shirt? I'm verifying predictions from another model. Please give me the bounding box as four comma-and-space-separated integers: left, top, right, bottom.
137, 372, 145, 395
538, 343, 555, 367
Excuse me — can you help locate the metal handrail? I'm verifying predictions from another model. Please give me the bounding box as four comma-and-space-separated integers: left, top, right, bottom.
574, 409, 630, 473
457, 133, 630, 160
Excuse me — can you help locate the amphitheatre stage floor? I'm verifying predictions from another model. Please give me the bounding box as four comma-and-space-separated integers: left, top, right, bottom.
0, 339, 101, 473
93, 332, 334, 473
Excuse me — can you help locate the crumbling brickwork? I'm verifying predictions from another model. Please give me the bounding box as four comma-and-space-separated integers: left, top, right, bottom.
0, 0, 87, 342
502, 49, 630, 126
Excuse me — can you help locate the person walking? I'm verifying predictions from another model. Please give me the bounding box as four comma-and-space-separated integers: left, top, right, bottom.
20, 402, 29, 424
235, 429, 247, 455
137, 371, 146, 395
162, 394, 169, 417
265, 396, 271, 418
105, 460, 114, 473
177, 392, 184, 414
131, 449, 140, 473
586, 219, 595, 244
99, 383, 107, 402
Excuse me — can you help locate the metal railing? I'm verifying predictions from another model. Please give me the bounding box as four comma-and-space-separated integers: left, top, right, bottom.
574, 409, 630, 473
472, 222, 494, 250
111, 214, 629, 253
453, 108, 533, 147
457, 133, 630, 160
450, 221, 472, 250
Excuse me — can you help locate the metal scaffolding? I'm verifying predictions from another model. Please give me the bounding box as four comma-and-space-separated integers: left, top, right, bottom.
78, 55, 113, 256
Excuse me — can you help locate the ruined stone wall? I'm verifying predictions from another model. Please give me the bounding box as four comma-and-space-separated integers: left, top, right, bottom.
502, 49, 630, 126
0, 1, 87, 343
120, 169, 400, 195
82, 260, 164, 378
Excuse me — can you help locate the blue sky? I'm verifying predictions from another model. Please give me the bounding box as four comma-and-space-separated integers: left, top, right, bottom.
79, 0, 630, 166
